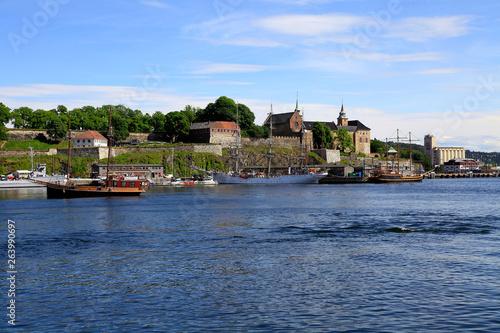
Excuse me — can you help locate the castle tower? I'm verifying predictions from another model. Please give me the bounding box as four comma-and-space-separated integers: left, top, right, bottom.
337, 103, 348, 127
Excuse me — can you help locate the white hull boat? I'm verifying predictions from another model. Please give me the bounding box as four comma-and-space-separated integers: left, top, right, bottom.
213, 172, 326, 184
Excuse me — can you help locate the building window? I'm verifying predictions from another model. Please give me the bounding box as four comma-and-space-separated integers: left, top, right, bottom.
366, 138, 368, 143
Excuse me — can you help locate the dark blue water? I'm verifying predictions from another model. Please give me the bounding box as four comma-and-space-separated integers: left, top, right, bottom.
1, 179, 499, 332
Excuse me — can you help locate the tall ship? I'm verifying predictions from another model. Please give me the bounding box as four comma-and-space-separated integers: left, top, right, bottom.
42, 107, 149, 198
369, 130, 423, 183
212, 104, 327, 185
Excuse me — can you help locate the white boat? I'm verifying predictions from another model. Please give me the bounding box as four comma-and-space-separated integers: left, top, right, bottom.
213, 171, 326, 184
213, 103, 327, 185
0, 163, 49, 189
170, 175, 218, 186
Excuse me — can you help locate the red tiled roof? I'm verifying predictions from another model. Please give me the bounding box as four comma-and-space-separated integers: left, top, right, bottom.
190, 121, 240, 131
73, 130, 107, 140
211, 121, 239, 130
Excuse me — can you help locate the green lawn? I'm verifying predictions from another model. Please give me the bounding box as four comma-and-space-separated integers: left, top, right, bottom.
2, 140, 67, 150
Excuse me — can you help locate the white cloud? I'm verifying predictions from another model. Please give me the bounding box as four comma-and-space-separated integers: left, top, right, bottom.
254, 13, 365, 36
190, 63, 278, 74
386, 16, 474, 42
260, 0, 331, 4
216, 37, 287, 48
0, 84, 208, 114
202, 81, 253, 85
412, 68, 464, 75
140, 0, 169, 9
345, 51, 444, 62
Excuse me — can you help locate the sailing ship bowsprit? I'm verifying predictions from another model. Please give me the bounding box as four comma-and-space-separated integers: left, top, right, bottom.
43, 107, 149, 198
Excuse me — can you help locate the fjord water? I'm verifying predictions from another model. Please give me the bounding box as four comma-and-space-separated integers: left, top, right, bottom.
2, 178, 499, 332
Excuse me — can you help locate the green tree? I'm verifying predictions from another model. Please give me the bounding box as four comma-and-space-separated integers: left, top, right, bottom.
46, 117, 67, 140
0, 103, 10, 140
11, 106, 33, 128
31, 109, 54, 129
181, 105, 200, 123
165, 111, 190, 143
335, 128, 355, 152
400, 150, 431, 171
236, 103, 255, 133
56, 105, 68, 115
0, 103, 10, 124
312, 122, 333, 148
151, 111, 166, 132
111, 114, 130, 141
246, 123, 269, 138
0, 125, 8, 140
195, 96, 255, 132
370, 138, 385, 154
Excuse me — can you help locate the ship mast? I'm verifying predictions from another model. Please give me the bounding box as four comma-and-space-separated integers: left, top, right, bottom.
67, 114, 72, 184
106, 106, 113, 186
385, 138, 389, 171
397, 129, 400, 173
235, 102, 240, 173
409, 132, 413, 174
267, 104, 273, 178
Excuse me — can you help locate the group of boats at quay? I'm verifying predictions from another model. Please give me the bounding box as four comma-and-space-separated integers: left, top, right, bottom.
2, 107, 426, 199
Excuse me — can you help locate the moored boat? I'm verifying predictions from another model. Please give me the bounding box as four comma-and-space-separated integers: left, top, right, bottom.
369, 130, 423, 183
45, 107, 149, 198
43, 175, 148, 198
214, 102, 327, 185
213, 170, 326, 184
369, 168, 423, 183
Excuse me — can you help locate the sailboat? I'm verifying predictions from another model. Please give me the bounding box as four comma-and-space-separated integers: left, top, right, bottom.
212, 103, 327, 184
369, 130, 423, 183
42, 107, 149, 198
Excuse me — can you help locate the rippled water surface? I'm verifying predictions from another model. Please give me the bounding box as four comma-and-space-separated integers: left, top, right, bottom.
1, 178, 500, 332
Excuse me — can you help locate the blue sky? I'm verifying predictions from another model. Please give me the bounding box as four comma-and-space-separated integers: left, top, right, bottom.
2, 0, 500, 151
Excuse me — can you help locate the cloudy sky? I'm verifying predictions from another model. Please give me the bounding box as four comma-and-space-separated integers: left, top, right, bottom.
2, 0, 500, 151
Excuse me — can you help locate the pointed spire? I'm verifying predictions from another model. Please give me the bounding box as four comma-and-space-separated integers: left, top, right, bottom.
339, 99, 346, 117
295, 91, 299, 112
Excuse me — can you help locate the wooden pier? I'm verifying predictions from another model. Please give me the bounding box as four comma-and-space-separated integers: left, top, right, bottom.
425, 172, 499, 179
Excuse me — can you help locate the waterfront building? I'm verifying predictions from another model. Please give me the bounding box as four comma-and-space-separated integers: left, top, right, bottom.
92, 164, 164, 178
73, 130, 107, 148
443, 158, 480, 173
424, 135, 466, 167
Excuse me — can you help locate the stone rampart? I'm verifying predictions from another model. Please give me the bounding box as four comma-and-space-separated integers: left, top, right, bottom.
56, 144, 222, 160
241, 133, 313, 151
7, 129, 164, 143
312, 149, 341, 164
7, 129, 50, 141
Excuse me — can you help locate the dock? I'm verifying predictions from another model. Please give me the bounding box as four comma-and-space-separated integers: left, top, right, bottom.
425, 172, 499, 179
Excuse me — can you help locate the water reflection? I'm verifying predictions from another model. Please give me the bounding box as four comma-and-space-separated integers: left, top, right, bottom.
0, 187, 47, 200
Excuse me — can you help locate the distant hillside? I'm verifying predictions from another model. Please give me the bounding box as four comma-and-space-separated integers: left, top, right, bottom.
466, 151, 500, 165
385, 141, 500, 165
386, 141, 425, 154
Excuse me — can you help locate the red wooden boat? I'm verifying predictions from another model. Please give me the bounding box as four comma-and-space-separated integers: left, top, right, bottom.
45, 107, 149, 199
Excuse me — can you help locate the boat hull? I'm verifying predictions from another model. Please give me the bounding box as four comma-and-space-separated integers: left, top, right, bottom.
46, 184, 144, 199
369, 174, 423, 183
213, 172, 326, 184
319, 176, 368, 184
